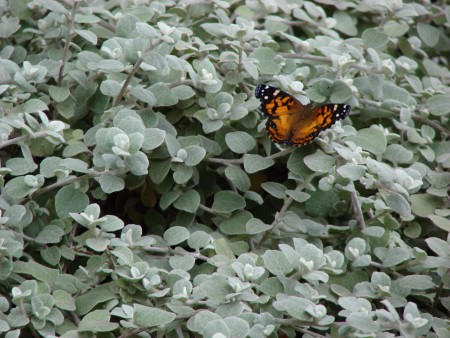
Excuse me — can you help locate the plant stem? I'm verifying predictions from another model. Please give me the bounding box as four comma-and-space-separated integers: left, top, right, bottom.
0, 131, 49, 150
57, 0, 80, 88
112, 39, 163, 107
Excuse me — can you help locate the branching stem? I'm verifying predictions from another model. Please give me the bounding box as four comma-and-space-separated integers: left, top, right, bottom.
112, 39, 164, 107
0, 131, 48, 150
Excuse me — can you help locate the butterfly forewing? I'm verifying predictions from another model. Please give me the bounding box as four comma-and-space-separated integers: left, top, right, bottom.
255, 84, 302, 117
255, 84, 351, 147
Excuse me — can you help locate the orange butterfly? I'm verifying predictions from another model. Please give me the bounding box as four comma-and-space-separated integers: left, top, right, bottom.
255, 84, 351, 147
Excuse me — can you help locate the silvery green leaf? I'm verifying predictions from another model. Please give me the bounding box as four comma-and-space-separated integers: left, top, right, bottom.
99, 172, 124, 194
262, 250, 293, 276
345, 237, 366, 260
7, 308, 29, 327
53, 290, 76, 311
55, 185, 89, 219
243, 154, 274, 173
261, 182, 287, 199
246, 218, 271, 234
352, 255, 372, 268
188, 310, 222, 335
35, 225, 65, 244
0, 17, 20, 38
203, 319, 230, 337
220, 211, 251, 235
173, 165, 193, 184
5, 158, 33, 176
286, 190, 310, 203
125, 151, 149, 176
88, 60, 125, 72
159, 190, 181, 210
200, 23, 228, 37
250, 47, 281, 75
48, 120, 65, 132
383, 144, 413, 164
127, 132, 144, 154
149, 83, 178, 106
212, 191, 245, 214
187, 231, 212, 250
111, 246, 134, 265
169, 255, 195, 271
202, 119, 223, 133
347, 312, 380, 332
364, 226, 385, 237
69, 212, 91, 227
385, 193, 411, 217
23, 99, 48, 113
165, 134, 181, 157
425, 94, 450, 116
273, 296, 314, 321
60, 158, 89, 173
142, 128, 166, 151
337, 163, 366, 180
74, 29, 97, 45
223, 317, 250, 338
333, 11, 357, 35
417, 23, 439, 47
149, 159, 171, 184
426, 238, 449, 259
346, 128, 387, 157
225, 131, 255, 154
244, 191, 263, 205
78, 310, 119, 332
224, 165, 250, 192
136, 22, 158, 38
45, 130, 65, 144
184, 145, 206, 166
115, 113, 146, 135
362, 28, 388, 49
86, 236, 110, 252
171, 85, 195, 100
330, 80, 353, 103
164, 226, 190, 245
382, 247, 410, 267
173, 189, 200, 213
24, 113, 39, 130
100, 215, 124, 232
130, 86, 157, 106
172, 279, 193, 300
396, 275, 435, 290
100, 80, 122, 97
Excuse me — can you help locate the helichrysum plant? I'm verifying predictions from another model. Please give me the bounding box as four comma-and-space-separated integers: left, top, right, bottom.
0, 0, 449, 337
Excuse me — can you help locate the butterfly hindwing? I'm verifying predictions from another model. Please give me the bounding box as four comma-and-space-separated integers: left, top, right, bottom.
290, 104, 351, 146
266, 113, 297, 145
255, 84, 351, 147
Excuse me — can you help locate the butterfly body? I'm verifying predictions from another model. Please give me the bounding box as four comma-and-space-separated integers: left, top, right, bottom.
255, 84, 351, 147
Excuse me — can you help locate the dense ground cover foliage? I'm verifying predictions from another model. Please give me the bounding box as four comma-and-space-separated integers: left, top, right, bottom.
1, 0, 450, 337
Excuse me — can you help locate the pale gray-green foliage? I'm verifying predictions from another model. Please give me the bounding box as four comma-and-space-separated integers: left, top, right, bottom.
0, 0, 449, 337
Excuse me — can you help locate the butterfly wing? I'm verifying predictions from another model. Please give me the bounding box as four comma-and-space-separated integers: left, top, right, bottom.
255, 84, 307, 145
255, 84, 301, 117
255, 84, 351, 147
290, 104, 351, 146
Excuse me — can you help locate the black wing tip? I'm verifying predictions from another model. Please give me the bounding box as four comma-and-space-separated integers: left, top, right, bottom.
333, 104, 351, 120
255, 84, 271, 98
342, 104, 352, 118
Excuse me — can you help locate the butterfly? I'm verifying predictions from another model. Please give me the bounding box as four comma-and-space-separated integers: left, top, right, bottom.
255, 84, 351, 147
